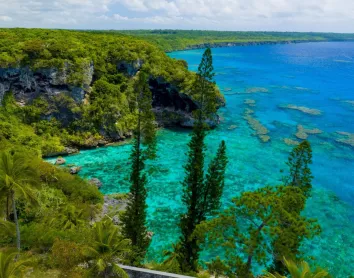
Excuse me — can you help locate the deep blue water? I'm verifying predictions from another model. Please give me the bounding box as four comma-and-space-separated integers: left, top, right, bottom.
48, 42, 354, 276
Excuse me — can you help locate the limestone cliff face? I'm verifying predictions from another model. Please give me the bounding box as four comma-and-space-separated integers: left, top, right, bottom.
0, 62, 94, 105
0, 60, 210, 130
149, 76, 203, 127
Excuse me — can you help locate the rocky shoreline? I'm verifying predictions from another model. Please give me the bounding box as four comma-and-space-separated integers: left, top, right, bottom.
165, 39, 348, 52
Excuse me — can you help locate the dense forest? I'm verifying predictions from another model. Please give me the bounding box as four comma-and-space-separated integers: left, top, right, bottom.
0, 28, 223, 157
0, 29, 332, 277
114, 30, 354, 51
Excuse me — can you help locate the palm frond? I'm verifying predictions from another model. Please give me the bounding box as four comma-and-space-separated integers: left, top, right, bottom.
112, 263, 129, 278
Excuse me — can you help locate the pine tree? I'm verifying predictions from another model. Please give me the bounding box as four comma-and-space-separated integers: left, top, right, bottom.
201, 140, 228, 219
191, 48, 217, 124
178, 122, 207, 272
286, 140, 313, 197
176, 48, 228, 273
195, 186, 320, 278
271, 140, 316, 274
121, 70, 156, 265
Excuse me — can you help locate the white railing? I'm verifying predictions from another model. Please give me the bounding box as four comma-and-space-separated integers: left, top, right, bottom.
119, 265, 195, 278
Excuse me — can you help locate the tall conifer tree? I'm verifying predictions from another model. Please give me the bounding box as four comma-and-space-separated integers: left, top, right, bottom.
271, 140, 316, 274
121, 70, 156, 265
286, 140, 313, 197
177, 48, 228, 273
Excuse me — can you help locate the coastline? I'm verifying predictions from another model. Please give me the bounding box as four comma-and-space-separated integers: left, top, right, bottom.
165, 39, 353, 53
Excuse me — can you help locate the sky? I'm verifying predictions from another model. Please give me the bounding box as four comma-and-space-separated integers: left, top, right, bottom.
0, 0, 353, 32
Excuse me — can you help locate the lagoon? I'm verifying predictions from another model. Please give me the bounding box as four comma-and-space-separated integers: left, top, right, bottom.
48, 42, 354, 277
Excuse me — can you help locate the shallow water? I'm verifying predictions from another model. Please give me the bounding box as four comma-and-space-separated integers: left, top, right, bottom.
48, 42, 354, 276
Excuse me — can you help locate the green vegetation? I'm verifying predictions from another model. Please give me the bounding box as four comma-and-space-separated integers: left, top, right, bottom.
194, 141, 320, 278
263, 257, 330, 278
0, 30, 331, 277
0, 28, 223, 157
0, 152, 39, 250
116, 30, 354, 52
271, 141, 315, 274
0, 249, 33, 278
0, 150, 109, 277
84, 218, 130, 278
168, 49, 228, 273
121, 71, 157, 265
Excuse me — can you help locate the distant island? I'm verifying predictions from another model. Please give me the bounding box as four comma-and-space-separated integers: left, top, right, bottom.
107, 30, 354, 52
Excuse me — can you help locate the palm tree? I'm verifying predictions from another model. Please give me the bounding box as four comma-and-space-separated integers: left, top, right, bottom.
262, 257, 330, 278
84, 217, 131, 278
0, 249, 33, 278
51, 204, 85, 230
0, 151, 38, 251
0, 220, 15, 236
159, 243, 183, 274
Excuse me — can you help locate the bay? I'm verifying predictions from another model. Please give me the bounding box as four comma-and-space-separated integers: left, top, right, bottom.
48, 42, 354, 277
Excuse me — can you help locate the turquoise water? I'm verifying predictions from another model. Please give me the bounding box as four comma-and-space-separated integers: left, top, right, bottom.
48, 42, 354, 276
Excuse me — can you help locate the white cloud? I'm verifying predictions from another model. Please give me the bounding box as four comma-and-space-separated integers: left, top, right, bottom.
0, 15, 12, 22
0, 0, 353, 31
113, 14, 129, 21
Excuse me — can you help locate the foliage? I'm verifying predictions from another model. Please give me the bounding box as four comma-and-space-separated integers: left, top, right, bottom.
0, 28, 224, 156
195, 185, 321, 277
84, 217, 130, 278
0, 151, 39, 250
50, 204, 85, 230
191, 48, 217, 122
176, 49, 228, 273
262, 257, 330, 278
153, 243, 184, 274
121, 71, 157, 266
204, 140, 228, 215
286, 140, 313, 196
271, 141, 315, 274
116, 30, 354, 52
0, 29, 332, 277
51, 239, 85, 275
0, 249, 34, 278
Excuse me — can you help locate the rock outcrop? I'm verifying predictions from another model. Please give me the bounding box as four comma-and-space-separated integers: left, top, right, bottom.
118, 59, 144, 77
89, 178, 103, 189
0, 60, 222, 145
149, 77, 197, 127
149, 76, 223, 128
0, 62, 94, 105
70, 166, 82, 175
55, 157, 66, 165
45, 147, 79, 158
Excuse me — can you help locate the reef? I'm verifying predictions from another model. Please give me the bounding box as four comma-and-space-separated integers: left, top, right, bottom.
295, 125, 323, 140
342, 100, 354, 109
283, 138, 300, 146
243, 108, 270, 143
335, 131, 354, 148
222, 87, 232, 92
245, 87, 269, 94
244, 99, 256, 106
279, 104, 322, 115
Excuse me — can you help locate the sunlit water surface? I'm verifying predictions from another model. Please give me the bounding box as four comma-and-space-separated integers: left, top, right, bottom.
48, 42, 354, 277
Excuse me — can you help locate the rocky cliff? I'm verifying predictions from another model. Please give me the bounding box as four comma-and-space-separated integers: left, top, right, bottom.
0, 60, 216, 133
0, 65, 93, 107
0, 29, 225, 156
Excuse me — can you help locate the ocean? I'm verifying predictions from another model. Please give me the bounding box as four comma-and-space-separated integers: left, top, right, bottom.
48, 42, 354, 276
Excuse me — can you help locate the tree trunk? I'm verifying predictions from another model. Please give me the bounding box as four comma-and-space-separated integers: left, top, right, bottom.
246, 222, 266, 270
11, 191, 21, 251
